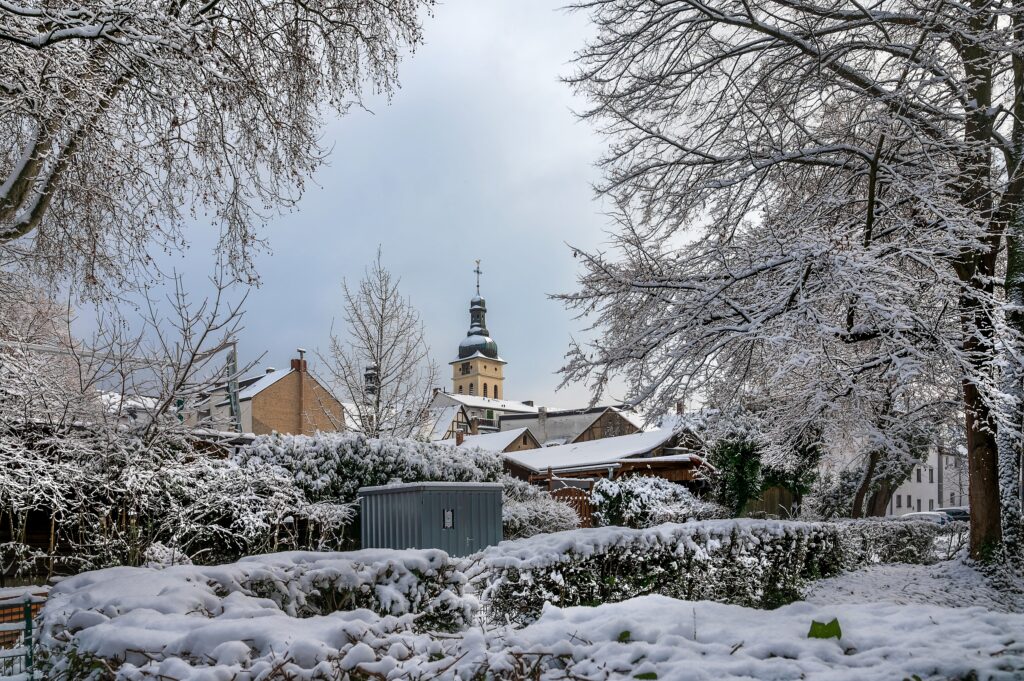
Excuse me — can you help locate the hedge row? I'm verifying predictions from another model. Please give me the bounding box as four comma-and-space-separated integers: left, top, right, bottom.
38, 549, 475, 680
468, 518, 949, 625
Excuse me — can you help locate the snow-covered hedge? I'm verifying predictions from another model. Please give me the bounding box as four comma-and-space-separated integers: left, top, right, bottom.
38, 549, 475, 679
836, 518, 944, 565
470, 518, 947, 625
501, 477, 580, 540
590, 475, 727, 527
469, 520, 845, 624
234, 431, 503, 506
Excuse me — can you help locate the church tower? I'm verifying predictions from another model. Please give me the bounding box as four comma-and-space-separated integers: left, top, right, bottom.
451, 261, 506, 399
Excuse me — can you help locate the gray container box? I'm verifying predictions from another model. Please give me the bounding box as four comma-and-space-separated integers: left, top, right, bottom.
358, 482, 503, 557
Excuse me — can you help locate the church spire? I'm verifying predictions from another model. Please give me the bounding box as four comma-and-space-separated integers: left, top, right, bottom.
456, 260, 499, 360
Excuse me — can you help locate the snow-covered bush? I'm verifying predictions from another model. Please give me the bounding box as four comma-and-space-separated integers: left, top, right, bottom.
234, 431, 503, 507
470, 520, 846, 624
0, 424, 312, 578
590, 475, 726, 528
837, 519, 943, 565
501, 477, 580, 539
471, 518, 947, 625
38, 549, 475, 679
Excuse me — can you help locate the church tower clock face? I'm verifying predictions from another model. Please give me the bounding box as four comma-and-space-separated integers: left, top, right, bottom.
450, 260, 506, 399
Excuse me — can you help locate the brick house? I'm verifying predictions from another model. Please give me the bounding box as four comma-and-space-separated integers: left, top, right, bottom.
188, 354, 345, 436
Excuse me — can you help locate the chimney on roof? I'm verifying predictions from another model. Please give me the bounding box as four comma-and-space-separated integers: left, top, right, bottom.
538, 406, 548, 441
290, 348, 307, 373
432, 387, 441, 397
455, 431, 465, 446
266, 367, 276, 374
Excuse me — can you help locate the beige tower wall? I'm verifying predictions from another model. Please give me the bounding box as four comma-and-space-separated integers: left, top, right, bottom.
451, 357, 505, 398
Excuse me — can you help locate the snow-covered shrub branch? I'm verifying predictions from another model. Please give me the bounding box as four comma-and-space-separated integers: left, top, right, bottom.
501, 477, 581, 539
1, 0, 433, 295
590, 475, 726, 528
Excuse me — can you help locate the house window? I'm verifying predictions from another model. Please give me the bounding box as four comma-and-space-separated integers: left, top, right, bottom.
916, 468, 922, 483
461, 362, 471, 375
929, 469, 934, 484
483, 383, 489, 397
916, 499, 921, 512
458, 385, 463, 394
950, 492, 955, 505
929, 500, 934, 511
896, 495, 901, 508
469, 383, 475, 395
907, 494, 912, 508
494, 385, 499, 399
522, 434, 529, 445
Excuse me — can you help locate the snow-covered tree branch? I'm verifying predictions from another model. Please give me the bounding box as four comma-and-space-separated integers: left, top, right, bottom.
0, 0, 432, 293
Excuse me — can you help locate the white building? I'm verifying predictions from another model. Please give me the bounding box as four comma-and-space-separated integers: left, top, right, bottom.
885, 444, 968, 515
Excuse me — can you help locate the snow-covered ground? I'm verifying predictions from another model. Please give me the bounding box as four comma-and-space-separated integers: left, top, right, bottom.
496, 594, 1024, 681
806, 558, 1024, 613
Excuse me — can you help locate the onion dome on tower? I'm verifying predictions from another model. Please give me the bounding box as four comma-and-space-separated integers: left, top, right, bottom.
458, 295, 500, 360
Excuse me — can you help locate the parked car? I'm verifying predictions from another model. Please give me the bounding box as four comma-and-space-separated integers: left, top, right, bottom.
898, 511, 951, 526
937, 506, 970, 522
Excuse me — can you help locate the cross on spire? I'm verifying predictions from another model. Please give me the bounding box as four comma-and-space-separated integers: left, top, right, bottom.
474, 259, 483, 295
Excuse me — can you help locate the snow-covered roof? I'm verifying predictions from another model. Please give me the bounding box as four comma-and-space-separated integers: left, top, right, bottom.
440, 427, 533, 453
434, 392, 538, 414
418, 404, 463, 441
237, 369, 294, 401
503, 427, 678, 473
99, 392, 159, 414
449, 349, 506, 364
499, 406, 648, 445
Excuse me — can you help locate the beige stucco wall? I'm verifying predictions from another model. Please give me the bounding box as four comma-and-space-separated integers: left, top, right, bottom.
451, 358, 505, 398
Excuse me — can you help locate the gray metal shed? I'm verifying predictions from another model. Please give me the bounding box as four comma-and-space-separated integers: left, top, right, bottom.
358, 482, 503, 557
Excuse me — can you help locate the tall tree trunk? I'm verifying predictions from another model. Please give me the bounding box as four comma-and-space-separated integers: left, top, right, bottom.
958, 17, 1004, 559
850, 450, 879, 519
994, 3, 1024, 559
997, 209, 1024, 558
866, 478, 894, 517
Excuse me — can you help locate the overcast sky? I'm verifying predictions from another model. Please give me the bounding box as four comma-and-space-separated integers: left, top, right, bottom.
153, 1, 620, 408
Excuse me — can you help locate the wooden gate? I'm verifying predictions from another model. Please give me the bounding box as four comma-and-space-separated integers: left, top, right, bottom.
552, 488, 593, 528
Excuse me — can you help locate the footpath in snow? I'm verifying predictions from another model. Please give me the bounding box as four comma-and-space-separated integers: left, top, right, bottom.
806, 557, 1024, 613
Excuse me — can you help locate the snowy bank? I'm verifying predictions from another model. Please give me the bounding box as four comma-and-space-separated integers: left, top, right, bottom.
37, 592, 1024, 680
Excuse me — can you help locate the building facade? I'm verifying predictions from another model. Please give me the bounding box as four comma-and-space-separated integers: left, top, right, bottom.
187, 354, 344, 436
